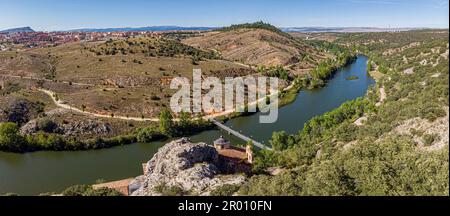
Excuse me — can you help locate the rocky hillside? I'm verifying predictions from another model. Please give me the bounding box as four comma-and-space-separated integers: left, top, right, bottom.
183, 22, 325, 73
239, 30, 449, 196
130, 139, 245, 196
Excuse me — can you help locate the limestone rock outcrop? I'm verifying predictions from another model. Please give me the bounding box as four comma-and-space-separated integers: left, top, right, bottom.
130, 138, 245, 196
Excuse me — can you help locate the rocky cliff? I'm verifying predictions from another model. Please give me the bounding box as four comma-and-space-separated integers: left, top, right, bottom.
130, 138, 245, 196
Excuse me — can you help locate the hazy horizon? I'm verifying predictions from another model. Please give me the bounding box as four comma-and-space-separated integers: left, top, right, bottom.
0, 0, 448, 31
2, 25, 442, 33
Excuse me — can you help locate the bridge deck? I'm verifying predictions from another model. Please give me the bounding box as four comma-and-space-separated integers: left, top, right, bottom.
211, 119, 272, 150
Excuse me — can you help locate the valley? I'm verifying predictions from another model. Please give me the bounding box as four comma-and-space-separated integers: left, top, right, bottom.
0, 23, 448, 196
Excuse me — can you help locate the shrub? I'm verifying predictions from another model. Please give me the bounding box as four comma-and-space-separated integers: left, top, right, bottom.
62, 185, 122, 196
37, 119, 58, 133
422, 134, 440, 146
150, 95, 161, 101
0, 122, 24, 152
136, 126, 163, 143
210, 184, 241, 196
154, 183, 187, 196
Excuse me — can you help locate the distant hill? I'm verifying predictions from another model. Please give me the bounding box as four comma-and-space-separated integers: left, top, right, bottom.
0, 25, 427, 34
68, 26, 428, 34
281, 27, 424, 33
217, 21, 293, 38
0, 27, 35, 33
183, 22, 325, 73
68, 26, 217, 32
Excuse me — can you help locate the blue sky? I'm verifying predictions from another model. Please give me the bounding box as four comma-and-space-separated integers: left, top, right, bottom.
0, 0, 448, 31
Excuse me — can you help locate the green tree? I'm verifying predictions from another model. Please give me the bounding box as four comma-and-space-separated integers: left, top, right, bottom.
0, 122, 24, 151
159, 109, 174, 136
137, 126, 162, 143
269, 131, 295, 151
178, 111, 191, 129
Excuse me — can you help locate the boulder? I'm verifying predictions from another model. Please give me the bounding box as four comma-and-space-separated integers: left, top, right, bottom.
20, 118, 112, 137
130, 138, 245, 196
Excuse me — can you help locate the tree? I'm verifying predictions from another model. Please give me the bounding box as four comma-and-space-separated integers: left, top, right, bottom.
137, 126, 162, 143
178, 111, 191, 129
269, 131, 295, 151
0, 122, 24, 151
159, 109, 173, 136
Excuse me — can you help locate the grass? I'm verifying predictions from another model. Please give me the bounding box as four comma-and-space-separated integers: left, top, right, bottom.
0, 41, 250, 118
30, 42, 244, 84
368, 70, 385, 81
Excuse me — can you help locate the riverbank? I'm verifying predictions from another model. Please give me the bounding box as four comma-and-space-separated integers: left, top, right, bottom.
0, 52, 360, 154
0, 113, 214, 153
0, 55, 374, 195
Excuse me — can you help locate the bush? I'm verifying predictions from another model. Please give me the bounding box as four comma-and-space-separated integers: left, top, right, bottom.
422, 134, 439, 146
269, 131, 295, 151
62, 185, 91, 196
150, 95, 161, 101
62, 185, 122, 196
259, 66, 290, 80
0, 122, 24, 152
159, 109, 174, 136
154, 183, 187, 196
37, 119, 58, 133
210, 184, 241, 196
136, 126, 163, 143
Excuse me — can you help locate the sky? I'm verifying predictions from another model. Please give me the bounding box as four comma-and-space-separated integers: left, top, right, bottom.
0, 0, 448, 31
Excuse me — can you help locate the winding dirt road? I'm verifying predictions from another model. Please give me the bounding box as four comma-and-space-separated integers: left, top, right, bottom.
38, 88, 160, 122
37, 81, 293, 122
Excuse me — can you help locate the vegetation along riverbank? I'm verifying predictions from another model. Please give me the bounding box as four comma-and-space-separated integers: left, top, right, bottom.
1, 22, 356, 153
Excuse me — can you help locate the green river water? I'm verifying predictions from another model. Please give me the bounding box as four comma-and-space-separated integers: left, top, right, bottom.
0, 55, 375, 195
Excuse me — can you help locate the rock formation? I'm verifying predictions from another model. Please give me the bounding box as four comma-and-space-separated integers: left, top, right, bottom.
20, 117, 112, 137
130, 138, 245, 196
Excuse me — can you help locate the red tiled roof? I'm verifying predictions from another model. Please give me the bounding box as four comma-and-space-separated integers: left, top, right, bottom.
92, 178, 133, 196
218, 146, 247, 161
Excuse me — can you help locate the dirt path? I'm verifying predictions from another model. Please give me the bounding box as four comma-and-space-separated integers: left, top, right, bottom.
376, 86, 387, 107
379, 86, 386, 102
38, 81, 294, 123
1, 74, 95, 87
5, 65, 295, 123
38, 88, 160, 122
203, 82, 295, 119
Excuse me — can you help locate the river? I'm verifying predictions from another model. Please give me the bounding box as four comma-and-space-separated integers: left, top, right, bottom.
0, 55, 375, 195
